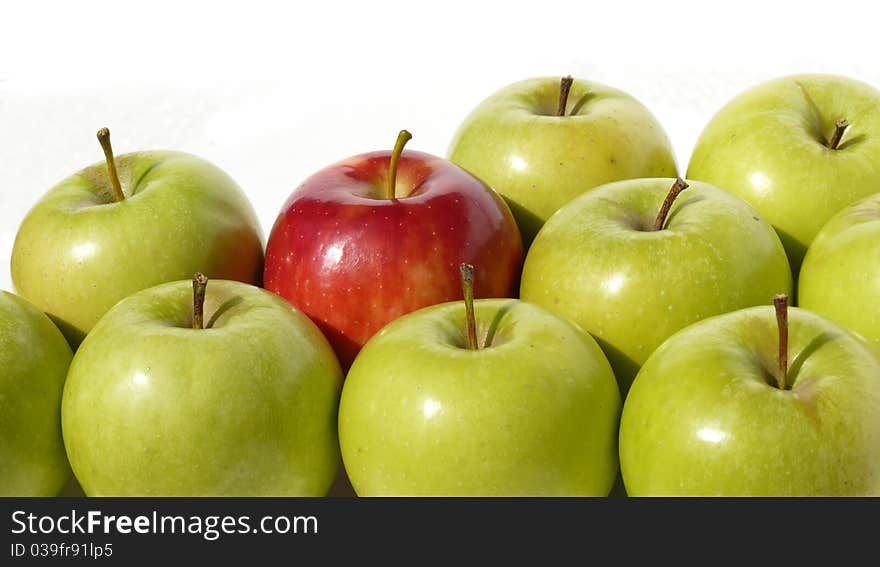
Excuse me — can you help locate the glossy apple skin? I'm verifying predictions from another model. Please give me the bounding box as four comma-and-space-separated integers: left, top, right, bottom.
264, 150, 523, 369
620, 307, 880, 496
448, 76, 677, 247
687, 74, 880, 273
339, 299, 621, 496
520, 178, 792, 394
799, 194, 880, 348
12, 151, 264, 347
62, 280, 342, 496
0, 292, 73, 496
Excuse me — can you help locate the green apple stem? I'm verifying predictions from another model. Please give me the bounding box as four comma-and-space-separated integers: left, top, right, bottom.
828, 118, 849, 150
653, 177, 689, 231
459, 263, 479, 350
96, 127, 125, 202
774, 294, 788, 390
192, 273, 208, 330
557, 75, 574, 117
386, 130, 413, 200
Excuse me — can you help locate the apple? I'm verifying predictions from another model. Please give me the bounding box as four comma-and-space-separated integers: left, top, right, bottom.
620, 295, 880, 495
11, 128, 264, 347
687, 73, 880, 273
338, 264, 621, 496
520, 178, 792, 394
799, 193, 880, 348
61, 275, 342, 496
448, 76, 677, 247
0, 291, 73, 496
264, 130, 522, 369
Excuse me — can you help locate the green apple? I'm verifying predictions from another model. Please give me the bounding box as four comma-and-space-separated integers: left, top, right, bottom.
620, 297, 880, 495
61, 276, 342, 496
448, 76, 677, 247
520, 178, 792, 394
339, 265, 621, 496
799, 193, 880, 348
0, 291, 73, 496
11, 128, 264, 347
687, 74, 880, 273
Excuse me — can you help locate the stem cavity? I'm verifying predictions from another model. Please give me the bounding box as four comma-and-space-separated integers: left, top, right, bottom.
828, 118, 849, 150
557, 75, 574, 117
193, 273, 208, 330
387, 130, 412, 200
774, 294, 788, 390
96, 127, 125, 202
459, 263, 478, 350
653, 177, 689, 231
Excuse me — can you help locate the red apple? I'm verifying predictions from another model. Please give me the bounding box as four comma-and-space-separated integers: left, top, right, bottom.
264, 131, 523, 368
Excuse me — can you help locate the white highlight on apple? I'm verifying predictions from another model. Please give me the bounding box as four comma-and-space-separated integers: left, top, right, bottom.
422, 399, 442, 420
697, 426, 727, 444
508, 155, 527, 172
749, 171, 771, 199
132, 372, 149, 386
604, 273, 626, 295
71, 242, 96, 263
322, 242, 344, 270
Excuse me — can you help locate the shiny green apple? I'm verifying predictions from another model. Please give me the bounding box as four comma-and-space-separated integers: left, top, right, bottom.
620, 304, 880, 496
0, 291, 73, 496
448, 76, 677, 247
339, 296, 621, 496
62, 277, 342, 496
799, 193, 880, 347
687, 74, 880, 273
11, 129, 264, 347
520, 178, 792, 394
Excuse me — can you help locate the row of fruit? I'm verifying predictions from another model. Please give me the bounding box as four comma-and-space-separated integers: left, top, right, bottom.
2, 73, 879, 496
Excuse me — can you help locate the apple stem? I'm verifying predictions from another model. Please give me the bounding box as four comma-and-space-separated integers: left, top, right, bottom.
653, 178, 689, 231
386, 130, 412, 200
774, 294, 788, 390
557, 75, 574, 117
828, 118, 849, 150
96, 127, 125, 202
192, 273, 208, 330
459, 263, 479, 350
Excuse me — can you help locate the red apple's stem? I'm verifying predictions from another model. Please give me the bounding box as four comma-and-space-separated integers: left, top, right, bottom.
96, 127, 125, 202
459, 263, 479, 350
828, 118, 849, 150
192, 273, 208, 330
557, 75, 574, 117
653, 178, 689, 231
386, 130, 412, 200
774, 294, 788, 390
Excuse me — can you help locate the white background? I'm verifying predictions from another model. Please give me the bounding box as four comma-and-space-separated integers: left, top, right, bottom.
2, 0, 878, 292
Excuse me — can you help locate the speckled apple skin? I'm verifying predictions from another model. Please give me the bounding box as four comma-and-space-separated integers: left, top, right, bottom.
12, 151, 264, 347
687, 74, 880, 273
799, 193, 880, 348
0, 291, 73, 496
448, 76, 677, 247
62, 280, 342, 496
339, 299, 621, 496
620, 307, 880, 496
520, 178, 792, 394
